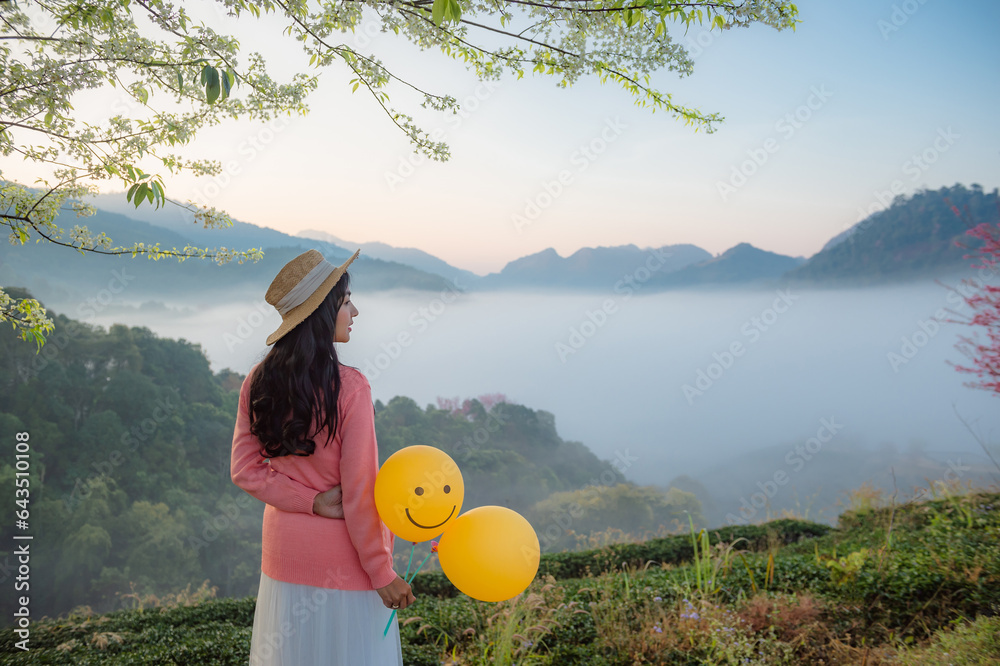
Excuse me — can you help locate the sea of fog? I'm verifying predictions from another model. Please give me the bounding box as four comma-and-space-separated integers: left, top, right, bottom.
65, 281, 999, 488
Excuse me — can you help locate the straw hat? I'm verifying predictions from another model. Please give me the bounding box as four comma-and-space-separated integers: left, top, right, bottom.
264, 248, 361, 345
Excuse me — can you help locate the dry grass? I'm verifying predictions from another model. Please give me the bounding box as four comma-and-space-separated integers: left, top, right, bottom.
117, 579, 218, 611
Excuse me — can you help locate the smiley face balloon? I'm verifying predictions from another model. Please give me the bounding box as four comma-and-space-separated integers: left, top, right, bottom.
374, 445, 465, 542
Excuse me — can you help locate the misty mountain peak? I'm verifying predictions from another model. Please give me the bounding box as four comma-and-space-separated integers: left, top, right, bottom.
720, 242, 761, 257
500, 247, 562, 274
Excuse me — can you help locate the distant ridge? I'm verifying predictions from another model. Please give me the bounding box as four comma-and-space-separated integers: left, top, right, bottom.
84, 191, 345, 257
0, 207, 459, 306
296, 229, 481, 287
649, 243, 804, 289
476, 244, 713, 290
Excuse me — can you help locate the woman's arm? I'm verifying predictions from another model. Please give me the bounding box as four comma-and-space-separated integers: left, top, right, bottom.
339, 376, 398, 590
230, 374, 320, 514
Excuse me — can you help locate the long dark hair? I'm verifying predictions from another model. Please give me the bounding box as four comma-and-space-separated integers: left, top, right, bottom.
248, 272, 351, 458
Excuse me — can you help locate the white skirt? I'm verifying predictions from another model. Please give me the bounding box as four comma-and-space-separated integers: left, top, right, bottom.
249, 571, 404, 666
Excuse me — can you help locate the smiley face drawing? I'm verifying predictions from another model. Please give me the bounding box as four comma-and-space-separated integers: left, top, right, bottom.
374, 445, 465, 542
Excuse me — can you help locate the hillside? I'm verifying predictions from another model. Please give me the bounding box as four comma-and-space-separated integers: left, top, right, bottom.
788, 184, 998, 284
3, 488, 997, 664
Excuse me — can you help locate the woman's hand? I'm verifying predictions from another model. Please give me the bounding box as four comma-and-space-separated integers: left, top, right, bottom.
376, 575, 416, 611
312, 484, 344, 518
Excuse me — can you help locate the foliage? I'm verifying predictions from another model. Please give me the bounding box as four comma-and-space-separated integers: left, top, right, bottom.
949, 214, 1000, 396
889, 613, 1000, 665
819, 547, 869, 586
838, 479, 891, 514
1, 0, 799, 346
437, 393, 508, 414
465, 587, 561, 665
684, 513, 732, 598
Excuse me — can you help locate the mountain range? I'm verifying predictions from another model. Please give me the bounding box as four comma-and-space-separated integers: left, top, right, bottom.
0, 184, 994, 306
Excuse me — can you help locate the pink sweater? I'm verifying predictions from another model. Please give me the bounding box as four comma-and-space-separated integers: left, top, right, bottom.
230, 363, 396, 590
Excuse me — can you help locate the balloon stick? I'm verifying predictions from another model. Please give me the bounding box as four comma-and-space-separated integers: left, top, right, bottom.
403, 542, 415, 581
384, 542, 435, 638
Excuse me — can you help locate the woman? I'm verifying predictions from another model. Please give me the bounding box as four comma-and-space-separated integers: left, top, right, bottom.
230, 248, 414, 665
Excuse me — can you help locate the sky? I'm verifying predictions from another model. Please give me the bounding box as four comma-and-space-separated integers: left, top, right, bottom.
6, 0, 1000, 275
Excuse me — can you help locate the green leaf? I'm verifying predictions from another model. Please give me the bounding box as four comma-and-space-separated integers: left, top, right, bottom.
44, 112, 54, 126
126, 183, 140, 203
176, 70, 184, 92
221, 70, 232, 98
206, 67, 221, 104
432, 0, 446, 25
714, 15, 725, 29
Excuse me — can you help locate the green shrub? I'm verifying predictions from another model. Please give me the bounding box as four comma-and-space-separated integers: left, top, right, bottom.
890, 613, 1000, 665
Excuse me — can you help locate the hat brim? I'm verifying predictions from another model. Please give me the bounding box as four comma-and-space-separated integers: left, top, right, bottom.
266, 249, 361, 346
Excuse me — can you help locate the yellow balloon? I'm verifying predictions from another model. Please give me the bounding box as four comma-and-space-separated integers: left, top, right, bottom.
374, 446, 464, 542
437, 506, 540, 602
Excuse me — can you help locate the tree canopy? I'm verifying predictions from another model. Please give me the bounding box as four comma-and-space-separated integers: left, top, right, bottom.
1, 0, 799, 345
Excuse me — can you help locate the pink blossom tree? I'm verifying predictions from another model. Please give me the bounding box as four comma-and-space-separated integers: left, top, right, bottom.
950, 218, 1000, 396
476, 393, 509, 412
435, 393, 510, 416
